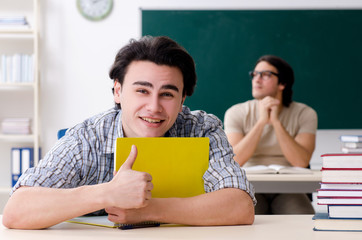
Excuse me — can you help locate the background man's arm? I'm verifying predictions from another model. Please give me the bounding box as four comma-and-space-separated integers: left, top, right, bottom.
270, 105, 315, 167
106, 188, 254, 226
227, 120, 265, 166
272, 120, 315, 167
226, 98, 273, 166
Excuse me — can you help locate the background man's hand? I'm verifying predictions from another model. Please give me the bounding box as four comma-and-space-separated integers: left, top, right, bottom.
258, 96, 280, 124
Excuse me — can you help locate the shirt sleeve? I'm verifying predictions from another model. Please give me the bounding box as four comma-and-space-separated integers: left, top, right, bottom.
202, 115, 256, 206
224, 104, 246, 135
297, 106, 318, 135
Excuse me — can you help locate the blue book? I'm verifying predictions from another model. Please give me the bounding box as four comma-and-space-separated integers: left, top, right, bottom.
11, 147, 40, 187
11, 148, 21, 187
313, 212, 362, 232
21, 147, 34, 174
328, 205, 362, 219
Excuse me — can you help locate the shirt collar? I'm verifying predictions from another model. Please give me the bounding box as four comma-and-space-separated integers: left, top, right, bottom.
165, 122, 177, 137
108, 108, 180, 154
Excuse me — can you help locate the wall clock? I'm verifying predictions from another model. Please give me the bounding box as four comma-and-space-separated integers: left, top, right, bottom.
77, 0, 113, 21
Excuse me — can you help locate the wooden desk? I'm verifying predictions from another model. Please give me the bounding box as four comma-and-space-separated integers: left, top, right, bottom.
1, 215, 361, 240
247, 170, 322, 193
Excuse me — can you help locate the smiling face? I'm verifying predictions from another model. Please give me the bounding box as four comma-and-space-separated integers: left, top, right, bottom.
114, 60, 185, 138
252, 61, 285, 101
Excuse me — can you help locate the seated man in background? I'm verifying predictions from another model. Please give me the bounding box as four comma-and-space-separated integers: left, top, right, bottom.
224, 55, 317, 214
3, 36, 255, 229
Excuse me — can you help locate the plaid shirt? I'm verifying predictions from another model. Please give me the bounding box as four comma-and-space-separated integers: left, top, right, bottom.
12, 106, 256, 204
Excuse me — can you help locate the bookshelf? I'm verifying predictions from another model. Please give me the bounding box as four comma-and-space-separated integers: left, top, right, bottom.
0, 0, 40, 189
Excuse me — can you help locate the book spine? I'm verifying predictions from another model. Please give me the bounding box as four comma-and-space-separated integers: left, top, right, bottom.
344, 142, 362, 149
342, 148, 362, 154
11, 148, 21, 187
21, 147, 34, 174
1, 55, 6, 83
340, 136, 362, 143
11, 147, 38, 187
322, 168, 362, 171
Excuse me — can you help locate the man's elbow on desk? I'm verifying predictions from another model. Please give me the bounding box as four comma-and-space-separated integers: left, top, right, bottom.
211, 188, 255, 226
233, 190, 255, 225
2, 187, 48, 230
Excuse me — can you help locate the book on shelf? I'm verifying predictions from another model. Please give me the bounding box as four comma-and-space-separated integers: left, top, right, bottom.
340, 135, 362, 143
313, 212, 362, 231
317, 189, 362, 197
243, 164, 312, 174
342, 147, 362, 154
321, 168, 362, 183
328, 205, 362, 219
321, 153, 362, 169
0, 54, 34, 83
0, 16, 28, 25
343, 142, 362, 149
1, 118, 31, 135
11, 148, 21, 187
11, 147, 40, 187
67, 215, 161, 230
317, 196, 362, 205
0, 16, 29, 30
1, 55, 5, 83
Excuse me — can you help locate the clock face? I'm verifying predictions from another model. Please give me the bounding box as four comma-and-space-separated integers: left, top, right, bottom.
77, 0, 113, 21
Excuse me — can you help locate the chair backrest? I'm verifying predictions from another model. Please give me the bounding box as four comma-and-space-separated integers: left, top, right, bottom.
57, 128, 68, 139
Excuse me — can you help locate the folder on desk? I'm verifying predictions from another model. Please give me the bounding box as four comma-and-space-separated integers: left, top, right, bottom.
67, 215, 161, 230
114, 137, 210, 198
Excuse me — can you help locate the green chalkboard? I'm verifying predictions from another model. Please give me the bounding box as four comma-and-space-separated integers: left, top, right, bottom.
142, 10, 362, 129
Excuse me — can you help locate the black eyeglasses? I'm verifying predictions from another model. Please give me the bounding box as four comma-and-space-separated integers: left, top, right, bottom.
249, 70, 279, 80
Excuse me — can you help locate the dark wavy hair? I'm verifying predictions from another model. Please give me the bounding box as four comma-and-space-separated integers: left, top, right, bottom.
255, 55, 294, 107
109, 36, 197, 109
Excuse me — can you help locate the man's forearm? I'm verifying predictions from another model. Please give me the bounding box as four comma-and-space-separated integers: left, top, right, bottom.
231, 121, 266, 166
272, 121, 313, 167
146, 188, 254, 226
2, 184, 110, 229
3, 149, 154, 230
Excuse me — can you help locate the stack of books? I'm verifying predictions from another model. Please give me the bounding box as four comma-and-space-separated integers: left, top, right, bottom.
1, 118, 31, 135
340, 135, 362, 153
314, 153, 362, 231
0, 16, 29, 27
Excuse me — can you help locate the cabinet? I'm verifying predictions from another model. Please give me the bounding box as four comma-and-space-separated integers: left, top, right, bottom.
0, 0, 40, 188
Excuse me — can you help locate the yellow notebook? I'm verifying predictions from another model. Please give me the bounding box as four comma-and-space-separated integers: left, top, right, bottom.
114, 137, 210, 198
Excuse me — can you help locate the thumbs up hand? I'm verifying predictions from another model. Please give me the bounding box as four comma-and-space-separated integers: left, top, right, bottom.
119, 144, 139, 171
107, 145, 153, 209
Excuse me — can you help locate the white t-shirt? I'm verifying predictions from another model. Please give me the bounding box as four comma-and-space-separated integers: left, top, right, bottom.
224, 100, 318, 167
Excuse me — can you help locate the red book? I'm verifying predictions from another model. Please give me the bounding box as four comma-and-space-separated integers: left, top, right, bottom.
317, 189, 362, 197
321, 168, 362, 183
320, 182, 362, 190
318, 196, 362, 205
